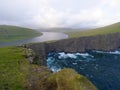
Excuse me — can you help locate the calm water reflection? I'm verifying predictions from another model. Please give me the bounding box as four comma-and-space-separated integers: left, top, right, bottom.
0, 32, 68, 47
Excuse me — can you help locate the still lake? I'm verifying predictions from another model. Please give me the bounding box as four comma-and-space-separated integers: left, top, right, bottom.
0, 32, 68, 47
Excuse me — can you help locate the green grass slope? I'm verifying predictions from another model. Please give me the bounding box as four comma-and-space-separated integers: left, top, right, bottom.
0, 47, 97, 90
0, 47, 30, 90
67, 22, 120, 38
46, 69, 97, 90
0, 25, 42, 42
0, 46, 51, 90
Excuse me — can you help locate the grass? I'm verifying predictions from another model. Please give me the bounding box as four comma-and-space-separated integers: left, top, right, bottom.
0, 46, 51, 90
67, 22, 120, 38
0, 25, 42, 42
0, 47, 30, 90
47, 68, 97, 90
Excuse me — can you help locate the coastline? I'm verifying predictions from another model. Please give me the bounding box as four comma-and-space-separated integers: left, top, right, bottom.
27, 32, 120, 65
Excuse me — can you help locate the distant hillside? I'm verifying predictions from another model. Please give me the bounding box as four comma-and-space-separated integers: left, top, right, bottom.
67, 22, 120, 38
0, 25, 42, 42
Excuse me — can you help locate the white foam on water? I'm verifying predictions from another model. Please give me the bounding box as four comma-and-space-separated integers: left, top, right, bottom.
109, 50, 120, 55
94, 50, 120, 55
58, 52, 68, 59
67, 53, 77, 59
51, 66, 61, 73
47, 49, 120, 73
58, 52, 77, 59
76, 53, 89, 56
58, 52, 92, 59
77, 53, 94, 58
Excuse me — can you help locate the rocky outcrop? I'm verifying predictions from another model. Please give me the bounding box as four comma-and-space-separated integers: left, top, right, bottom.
27, 33, 120, 65
25, 43, 48, 65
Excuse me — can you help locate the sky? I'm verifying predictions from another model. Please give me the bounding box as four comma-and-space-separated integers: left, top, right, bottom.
0, 0, 120, 29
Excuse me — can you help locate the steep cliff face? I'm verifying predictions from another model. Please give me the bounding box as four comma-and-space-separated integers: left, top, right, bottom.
27, 33, 120, 65
47, 33, 120, 52
27, 43, 48, 65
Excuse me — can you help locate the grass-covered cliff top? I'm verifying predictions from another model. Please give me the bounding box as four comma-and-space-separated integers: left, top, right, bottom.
0, 25, 42, 42
47, 68, 97, 90
0, 47, 30, 89
0, 46, 97, 90
67, 22, 120, 38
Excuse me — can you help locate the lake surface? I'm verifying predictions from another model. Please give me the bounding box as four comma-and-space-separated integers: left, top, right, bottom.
0, 32, 68, 47
47, 49, 120, 90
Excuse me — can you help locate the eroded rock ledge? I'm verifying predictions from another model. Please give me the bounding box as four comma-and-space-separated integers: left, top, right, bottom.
26, 33, 120, 65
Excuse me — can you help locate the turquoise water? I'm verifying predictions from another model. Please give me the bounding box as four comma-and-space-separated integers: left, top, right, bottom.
47, 49, 120, 90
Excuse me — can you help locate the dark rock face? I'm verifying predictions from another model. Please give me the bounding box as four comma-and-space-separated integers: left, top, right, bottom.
27, 43, 48, 65
47, 33, 120, 52
27, 33, 120, 65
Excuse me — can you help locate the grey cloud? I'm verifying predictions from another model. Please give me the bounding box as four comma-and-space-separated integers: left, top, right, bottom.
0, 0, 120, 28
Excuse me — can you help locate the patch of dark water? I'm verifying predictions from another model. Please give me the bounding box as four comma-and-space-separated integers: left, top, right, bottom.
47, 49, 120, 90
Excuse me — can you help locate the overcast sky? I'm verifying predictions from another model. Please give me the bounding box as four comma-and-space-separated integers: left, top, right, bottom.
0, 0, 120, 28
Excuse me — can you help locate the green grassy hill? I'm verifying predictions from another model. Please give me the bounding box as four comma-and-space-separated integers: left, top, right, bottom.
67, 22, 120, 38
0, 46, 97, 90
0, 25, 42, 42
46, 68, 97, 90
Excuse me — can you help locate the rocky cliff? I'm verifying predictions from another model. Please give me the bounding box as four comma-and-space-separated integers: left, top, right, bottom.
27, 32, 120, 65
